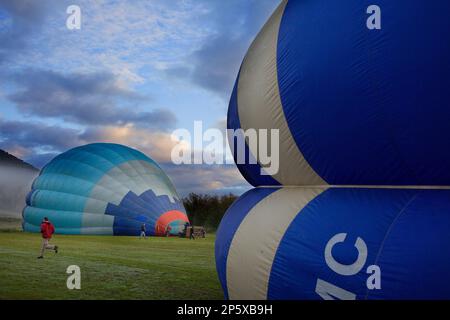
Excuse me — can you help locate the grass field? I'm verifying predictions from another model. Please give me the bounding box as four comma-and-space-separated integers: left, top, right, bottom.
0, 220, 223, 300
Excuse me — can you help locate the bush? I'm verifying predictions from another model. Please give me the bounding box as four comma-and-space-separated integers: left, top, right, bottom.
183, 193, 238, 232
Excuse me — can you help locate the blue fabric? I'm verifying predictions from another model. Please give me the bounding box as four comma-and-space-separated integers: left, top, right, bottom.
216, 187, 450, 299
268, 188, 414, 299
106, 190, 186, 236
368, 190, 450, 299
30, 190, 88, 213
25, 190, 33, 206
41, 143, 157, 177
23, 206, 83, 230
276, 0, 450, 185
227, 70, 280, 187
29, 143, 159, 215
266, 188, 450, 300
215, 187, 278, 299
22, 222, 82, 235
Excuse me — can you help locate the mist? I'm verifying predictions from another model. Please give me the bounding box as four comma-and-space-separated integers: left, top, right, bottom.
0, 164, 39, 218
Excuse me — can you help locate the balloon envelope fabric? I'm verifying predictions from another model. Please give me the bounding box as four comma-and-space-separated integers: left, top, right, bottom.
228, 0, 450, 187
215, 187, 450, 300
23, 143, 188, 236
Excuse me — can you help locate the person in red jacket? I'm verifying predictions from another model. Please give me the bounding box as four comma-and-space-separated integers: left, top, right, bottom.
37, 217, 58, 259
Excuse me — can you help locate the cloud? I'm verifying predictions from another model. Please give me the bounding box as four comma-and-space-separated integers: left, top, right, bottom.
1, 0, 279, 97
164, 0, 279, 98
0, 0, 61, 63
80, 124, 185, 163
0, 0, 271, 195
77, 125, 250, 195
3, 0, 207, 85
0, 118, 83, 153
0, 117, 187, 165
0, 117, 250, 195
8, 69, 177, 129
187, 35, 249, 95
162, 163, 250, 197
1, 0, 278, 98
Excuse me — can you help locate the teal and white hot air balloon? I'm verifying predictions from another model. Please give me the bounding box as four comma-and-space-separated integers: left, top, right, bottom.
23, 143, 189, 236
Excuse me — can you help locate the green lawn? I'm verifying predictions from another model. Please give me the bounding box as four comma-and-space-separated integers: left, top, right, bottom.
0, 228, 223, 300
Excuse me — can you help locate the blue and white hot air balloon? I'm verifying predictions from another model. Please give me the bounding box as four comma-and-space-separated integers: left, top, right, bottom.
216, 187, 450, 300
228, 0, 450, 187
23, 143, 189, 236
219, 0, 450, 300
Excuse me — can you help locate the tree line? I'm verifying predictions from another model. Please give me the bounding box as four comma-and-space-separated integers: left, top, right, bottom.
182, 193, 238, 231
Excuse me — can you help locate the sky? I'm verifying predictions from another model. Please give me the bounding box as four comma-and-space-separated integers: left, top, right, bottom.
0, 0, 280, 196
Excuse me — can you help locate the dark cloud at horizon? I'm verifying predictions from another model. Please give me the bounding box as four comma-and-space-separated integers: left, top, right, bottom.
0, 117, 173, 168
0, 118, 82, 151
161, 163, 251, 197
8, 69, 177, 130
0, 118, 250, 196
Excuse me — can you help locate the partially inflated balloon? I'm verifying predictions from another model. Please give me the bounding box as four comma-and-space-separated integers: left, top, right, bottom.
228, 0, 450, 186
23, 143, 188, 236
216, 187, 450, 300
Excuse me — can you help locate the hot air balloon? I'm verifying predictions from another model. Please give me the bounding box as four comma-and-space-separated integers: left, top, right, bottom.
23, 143, 188, 236
216, 187, 450, 300
228, 0, 450, 186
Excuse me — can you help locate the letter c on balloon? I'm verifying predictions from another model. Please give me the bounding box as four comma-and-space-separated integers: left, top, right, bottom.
324, 233, 368, 276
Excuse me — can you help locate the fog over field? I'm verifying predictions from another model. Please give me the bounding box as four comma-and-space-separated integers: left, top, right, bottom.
0, 151, 39, 218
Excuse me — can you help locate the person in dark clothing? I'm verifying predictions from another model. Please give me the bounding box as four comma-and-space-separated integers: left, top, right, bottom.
140, 223, 147, 239
183, 222, 190, 237
190, 226, 195, 240
165, 224, 172, 237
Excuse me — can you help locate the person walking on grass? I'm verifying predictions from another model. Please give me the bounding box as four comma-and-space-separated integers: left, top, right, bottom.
190, 226, 195, 240
37, 217, 58, 259
140, 223, 147, 239
183, 222, 189, 238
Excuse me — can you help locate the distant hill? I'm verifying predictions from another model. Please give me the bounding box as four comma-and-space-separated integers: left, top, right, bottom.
0, 149, 38, 171
0, 149, 39, 219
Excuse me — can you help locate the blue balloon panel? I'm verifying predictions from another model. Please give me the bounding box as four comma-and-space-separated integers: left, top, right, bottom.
228, 0, 450, 186
216, 187, 450, 300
